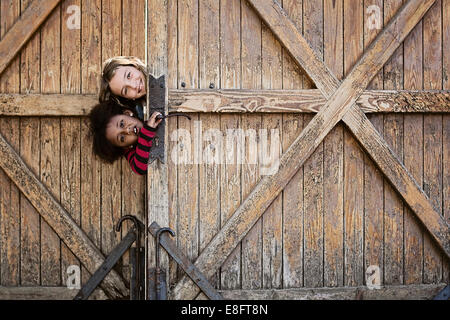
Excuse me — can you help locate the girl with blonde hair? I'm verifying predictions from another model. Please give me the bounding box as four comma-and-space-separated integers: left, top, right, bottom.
99, 56, 148, 119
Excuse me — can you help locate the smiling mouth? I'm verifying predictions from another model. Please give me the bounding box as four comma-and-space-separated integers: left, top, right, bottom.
133, 126, 138, 135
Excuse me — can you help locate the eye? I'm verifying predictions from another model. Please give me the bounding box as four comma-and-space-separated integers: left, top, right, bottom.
127, 72, 131, 79
119, 135, 125, 143
120, 119, 124, 128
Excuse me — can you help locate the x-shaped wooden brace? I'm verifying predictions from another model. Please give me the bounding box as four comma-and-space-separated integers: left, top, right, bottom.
171, 0, 449, 299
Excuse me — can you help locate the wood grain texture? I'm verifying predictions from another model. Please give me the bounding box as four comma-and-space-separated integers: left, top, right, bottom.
261, 16, 283, 289
40, 2, 61, 286
171, 0, 442, 300
219, 283, 447, 300
0, 0, 62, 75
281, 0, 305, 289
219, 0, 241, 291
80, 0, 101, 286
403, 13, 424, 285
240, 0, 262, 291
0, 133, 128, 298
0, 0, 20, 287
403, 114, 424, 284
2, 89, 449, 116
383, 114, 404, 285
423, 0, 445, 284
18, 0, 40, 287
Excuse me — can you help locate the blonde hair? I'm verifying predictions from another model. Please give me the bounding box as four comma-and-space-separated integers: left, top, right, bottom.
99, 56, 148, 104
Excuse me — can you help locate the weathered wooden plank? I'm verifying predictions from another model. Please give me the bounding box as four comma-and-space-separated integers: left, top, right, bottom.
18, 0, 41, 285
383, 0, 404, 90
80, 0, 101, 286
219, 0, 241, 291
0, 0, 20, 92
403, 114, 424, 284
19, 118, 41, 286
219, 114, 241, 290
0, 286, 107, 300
281, 0, 304, 290
0, 133, 127, 298
383, 114, 404, 285
302, 0, 324, 288
19, 0, 40, 95
166, 0, 178, 289
363, 114, 384, 285
197, 0, 221, 293
0, 0, 62, 75
60, 1, 82, 283
60, 116, 82, 287
423, 115, 444, 283
40, 2, 61, 286
362, 0, 384, 288
240, 0, 262, 291
443, 0, 450, 281
303, 0, 322, 89
364, 0, 384, 89
281, 0, 304, 90
343, 128, 365, 287
171, 0, 441, 299
219, 283, 447, 300
148, 0, 173, 295
176, 0, 200, 287
40, 117, 62, 286
241, 113, 263, 290
261, 15, 283, 289
1, 89, 449, 116
0, 0, 20, 288
0, 119, 20, 287
281, 112, 304, 288
303, 114, 324, 288
343, 0, 364, 287
423, 0, 445, 284
403, 16, 424, 285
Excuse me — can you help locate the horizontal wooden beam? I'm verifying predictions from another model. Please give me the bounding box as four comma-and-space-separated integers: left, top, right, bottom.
0, 90, 448, 116
0, 133, 128, 299
0, 286, 107, 300
0, 0, 62, 75
170, 89, 450, 113
219, 283, 447, 300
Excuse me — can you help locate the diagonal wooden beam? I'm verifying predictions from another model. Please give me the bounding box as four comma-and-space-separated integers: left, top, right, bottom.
171, 0, 444, 300
0, 133, 128, 299
0, 0, 62, 75
247, 0, 450, 258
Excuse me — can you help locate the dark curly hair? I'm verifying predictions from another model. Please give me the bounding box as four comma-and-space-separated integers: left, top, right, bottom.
89, 100, 132, 163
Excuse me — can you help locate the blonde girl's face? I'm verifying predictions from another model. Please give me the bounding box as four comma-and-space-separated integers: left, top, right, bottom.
108, 65, 146, 100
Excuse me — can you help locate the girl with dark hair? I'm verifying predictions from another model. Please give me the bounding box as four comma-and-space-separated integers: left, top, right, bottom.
89, 99, 162, 175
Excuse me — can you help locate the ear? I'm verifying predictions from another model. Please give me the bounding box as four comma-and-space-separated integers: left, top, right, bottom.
123, 109, 134, 117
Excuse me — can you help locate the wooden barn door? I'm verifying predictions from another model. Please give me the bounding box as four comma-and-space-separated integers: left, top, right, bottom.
0, 0, 448, 300
147, 0, 450, 300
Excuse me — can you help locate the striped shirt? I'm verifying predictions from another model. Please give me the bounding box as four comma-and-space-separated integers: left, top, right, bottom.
123, 123, 157, 175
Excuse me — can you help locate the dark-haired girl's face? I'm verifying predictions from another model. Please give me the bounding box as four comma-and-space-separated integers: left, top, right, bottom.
109, 66, 146, 100
105, 112, 143, 148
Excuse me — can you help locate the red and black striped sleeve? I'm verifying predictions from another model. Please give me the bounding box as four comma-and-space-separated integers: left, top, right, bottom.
123, 123, 157, 175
